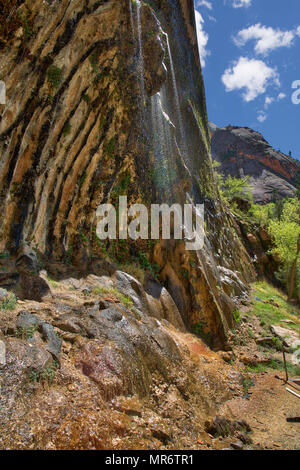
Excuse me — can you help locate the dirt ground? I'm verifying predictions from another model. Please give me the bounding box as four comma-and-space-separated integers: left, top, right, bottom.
216, 372, 300, 450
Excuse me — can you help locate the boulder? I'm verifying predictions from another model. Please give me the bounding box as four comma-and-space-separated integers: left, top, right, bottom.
0, 288, 8, 300
16, 272, 51, 302
15, 244, 39, 274
270, 325, 300, 349
16, 311, 62, 362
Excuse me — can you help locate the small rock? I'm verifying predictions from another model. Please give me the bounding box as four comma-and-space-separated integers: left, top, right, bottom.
0, 288, 8, 301
218, 351, 234, 363
256, 336, 274, 346
16, 311, 42, 330
230, 441, 244, 450
270, 325, 300, 349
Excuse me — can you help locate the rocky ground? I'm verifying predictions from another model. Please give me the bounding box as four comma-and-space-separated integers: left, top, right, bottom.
0, 258, 299, 450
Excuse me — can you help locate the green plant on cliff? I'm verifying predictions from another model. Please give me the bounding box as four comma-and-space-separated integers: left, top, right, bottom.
46, 65, 62, 89
62, 121, 71, 136
92, 286, 133, 310
105, 137, 117, 159
0, 1, 33, 46
221, 174, 253, 204
213, 163, 253, 211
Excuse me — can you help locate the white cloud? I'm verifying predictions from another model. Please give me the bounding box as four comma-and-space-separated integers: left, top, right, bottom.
208, 15, 217, 22
195, 10, 210, 67
297, 26, 300, 37
277, 92, 286, 100
263, 92, 286, 109
233, 23, 298, 55
196, 0, 212, 9
221, 57, 280, 102
257, 111, 267, 123
230, 0, 252, 8
264, 96, 274, 109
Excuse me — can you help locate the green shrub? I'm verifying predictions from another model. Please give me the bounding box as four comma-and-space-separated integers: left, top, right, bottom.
62, 121, 71, 136
30, 360, 59, 385
233, 309, 241, 324
46, 65, 62, 89
82, 93, 91, 103
16, 324, 38, 340
0, 292, 17, 311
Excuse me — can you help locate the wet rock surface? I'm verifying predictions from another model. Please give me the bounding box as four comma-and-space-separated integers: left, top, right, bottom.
0, 266, 246, 450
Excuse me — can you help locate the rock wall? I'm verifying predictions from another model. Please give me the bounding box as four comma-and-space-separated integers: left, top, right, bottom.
210, 124, 299, 204
0, 0, 255, 348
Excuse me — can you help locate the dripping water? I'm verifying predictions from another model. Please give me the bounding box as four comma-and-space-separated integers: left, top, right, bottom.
136, 0, 146, 110
129, 0, 135, 37
165, 35, 185, 148
151, 91, 177, 198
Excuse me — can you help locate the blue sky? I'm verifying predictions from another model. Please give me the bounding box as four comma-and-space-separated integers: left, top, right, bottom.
194, 0, 300, 160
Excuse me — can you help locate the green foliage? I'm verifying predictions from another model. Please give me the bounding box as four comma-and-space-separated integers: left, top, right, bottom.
89, 48, 101, 74
250, 281, 300, 335
0, 292, 17, 311
92, 286, 133, 310
117, 262, 145, 284
46, 65, 62, 89
245, 358, 300, 376
79, 171, 87, 189
242, 376, 253, 395
137, 251, 160, 280
105, 137, 117, 158
79, 232, 89, 246
111, 172, 131, 202
268, 199, 300, 264
30, 360, 59, 385
99, 116, 106, 132
192, 321, 213, 345
221, 174, 253, 204
82, 93, 91, 103
66, 244, 73, 265
16, 324, 38, 340
62, 121, 71, 136
192, 321, 206, 336
248, 202, 276, 227
232, 309, 241, 324
267, 198, 300, 299
188, 99, 210, 153
217, 171, 300, 301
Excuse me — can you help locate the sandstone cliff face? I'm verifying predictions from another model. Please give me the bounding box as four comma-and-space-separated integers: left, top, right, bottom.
0, 0, 255, 349
210, 124, 299, 204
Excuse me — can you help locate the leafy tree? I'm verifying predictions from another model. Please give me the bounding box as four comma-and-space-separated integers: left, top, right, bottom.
267, 198, 300, 301
213, 163, 253, 204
